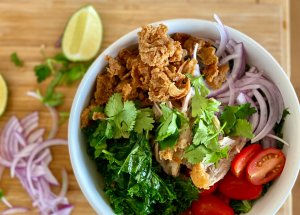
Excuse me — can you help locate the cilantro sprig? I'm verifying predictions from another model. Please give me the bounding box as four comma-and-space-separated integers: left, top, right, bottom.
86, 93, 155, 158
183, 75, 227, 164
220, 103, 256, 138
155, 103, 188, 150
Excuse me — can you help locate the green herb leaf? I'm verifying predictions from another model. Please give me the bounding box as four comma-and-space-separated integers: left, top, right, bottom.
134, 108, 155, 134
10, 52, 24, 67
186, 74, 210, 97
220, 104, 256, 138
34, 64, 51, 83
155, 103, 188, 149
104, 93, 137, 139
105, 93, 123, 117
231, 119, 254, 138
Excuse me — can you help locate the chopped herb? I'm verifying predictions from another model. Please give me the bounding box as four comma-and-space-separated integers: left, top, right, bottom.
156, 103, 188, 150
10, 52, 24, 67
220, 103, 256, 138
134, 108, 155, 134
34, 52, 91, 107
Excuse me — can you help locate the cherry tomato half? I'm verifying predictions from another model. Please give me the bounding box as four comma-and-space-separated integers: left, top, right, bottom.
200, 183, 218, 196
181, 208, 193, 215
246, 148, 286, 185
231, 144, 262, 178
191, 195, 234, 215
218, 171, 262, 200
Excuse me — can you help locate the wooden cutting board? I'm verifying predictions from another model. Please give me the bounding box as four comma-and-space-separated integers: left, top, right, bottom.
0, 0, 291, 214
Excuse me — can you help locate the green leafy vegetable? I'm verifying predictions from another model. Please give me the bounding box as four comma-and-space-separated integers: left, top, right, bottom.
10, 52, 24, 67
156, 103, 188, 150
220, 103, 256, 138
184, 75, 227, 164
230, 200, 253, 214
83, 127, 199, 215
274, 108, 290, 149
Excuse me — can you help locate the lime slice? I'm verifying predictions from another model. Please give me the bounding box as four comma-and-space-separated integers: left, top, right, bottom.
0, 74, 8, 116
62, 5, 103, 61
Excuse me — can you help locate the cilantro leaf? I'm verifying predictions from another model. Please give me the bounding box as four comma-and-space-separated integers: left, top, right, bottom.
10, 52, 24, 67
155, 104, 188, 149
231, 119, 254, 138
104, 93, 137, 139
184, 145, 208, 164
187, 74, 210, 97
134, 108, 155, 134
34, 64, 51, 83
105, 93, 123, 117
220, 104, 256, 138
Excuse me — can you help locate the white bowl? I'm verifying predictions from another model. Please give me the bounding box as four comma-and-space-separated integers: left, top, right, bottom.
68, 19, 300, 215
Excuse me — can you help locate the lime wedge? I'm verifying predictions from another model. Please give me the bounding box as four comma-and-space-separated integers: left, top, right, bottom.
0, 74, 8, 116
62, 5, 103, 61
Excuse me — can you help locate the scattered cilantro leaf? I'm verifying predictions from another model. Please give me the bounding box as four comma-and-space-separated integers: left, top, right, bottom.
0, 189, 3, 199
184, 77, 226, 165
186, 74, 210, 97
105, 93, 123, 117
156, 103, 188, 149
231, 119, 254, 138
10, 52, 24, 67
33, 52, 91, 107
220, 104, 256, 138
34, 64, 51, 83
134, 108, 155, 134
104, 93, 137, 139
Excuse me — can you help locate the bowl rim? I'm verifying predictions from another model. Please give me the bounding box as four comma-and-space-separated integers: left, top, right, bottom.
68, 18, 300, 215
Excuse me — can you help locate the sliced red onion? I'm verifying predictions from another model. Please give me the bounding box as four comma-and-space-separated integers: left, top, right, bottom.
1, 207, 29, 215
27, 91, 59, 139
59, 169, 68, 197
209, 42, 245, 97
0, 113, 72, 214
181, 88, 194, 113
52, 205, 74, 215
26, 139, 68, 193
244, 94, 259, 132
228, 76, 235, 105
266, 134, 289, 146
27, 128, 45, 144
218, 53, 238, 66
236, 92, 247, 104
1, 196, 13, 208
214, 14, 229, 57
252, 90, 268, 135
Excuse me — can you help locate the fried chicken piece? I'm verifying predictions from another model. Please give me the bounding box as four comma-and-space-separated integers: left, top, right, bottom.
138, 24, 183, 67
92, 112, 106, 121
198, 46, 218, 65
190, 163, 210, 189
105, 55, 127, 78
198, 46, 229, 89
80, 107, 91, 128
148, 67, 171, 102
94, 73, 118, 105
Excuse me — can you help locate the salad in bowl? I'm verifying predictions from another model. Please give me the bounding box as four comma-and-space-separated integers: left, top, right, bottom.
69, 15, 300, 215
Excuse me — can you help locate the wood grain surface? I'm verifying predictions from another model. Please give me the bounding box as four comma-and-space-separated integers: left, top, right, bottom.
0, 0, 292, 214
